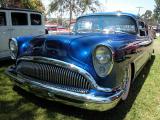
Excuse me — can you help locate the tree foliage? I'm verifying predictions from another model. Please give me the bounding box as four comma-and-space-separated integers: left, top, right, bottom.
141, 10, 156, 25
21, 0, 45, 13
142, 10, 152, 19
48, 0, 100, 25
0, 0, 45, 13
140, 0, 160, 25
154, 0, 160, 23
0, 0, 6, 7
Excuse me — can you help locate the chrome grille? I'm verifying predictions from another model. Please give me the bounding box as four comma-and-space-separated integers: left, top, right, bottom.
16, 61, 93, 93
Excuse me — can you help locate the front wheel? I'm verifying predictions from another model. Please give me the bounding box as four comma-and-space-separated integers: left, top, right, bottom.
121, 64, 132, 101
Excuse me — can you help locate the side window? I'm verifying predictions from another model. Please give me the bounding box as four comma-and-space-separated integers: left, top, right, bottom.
139, 21, 146, 36
0, 12, 6, 26
30, 14, 42, 25
11, 12, 28, 25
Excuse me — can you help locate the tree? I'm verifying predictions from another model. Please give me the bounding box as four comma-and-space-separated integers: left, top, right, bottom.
141, 10, 152, 23
0, 0, 9, 7
48, 0, 100, 26
0, 0, 45, 13
21, 0, 45, 13
154, 0, 160, 23
141, 10, 157, 25
141, 10, 152, 20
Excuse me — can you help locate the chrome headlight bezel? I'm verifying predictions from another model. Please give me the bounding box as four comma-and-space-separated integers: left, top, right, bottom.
9, 38, 18, 60
93, 45, 114, 78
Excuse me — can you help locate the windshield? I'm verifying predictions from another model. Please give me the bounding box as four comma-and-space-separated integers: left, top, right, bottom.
75, 15, 137, 34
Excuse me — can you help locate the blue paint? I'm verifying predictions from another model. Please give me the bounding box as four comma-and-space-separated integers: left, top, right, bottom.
14, 12, 153, 89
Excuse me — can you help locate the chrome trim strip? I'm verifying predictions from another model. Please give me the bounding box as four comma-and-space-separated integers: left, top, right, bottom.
17, 56, 113, 92
6, 69, 123, 104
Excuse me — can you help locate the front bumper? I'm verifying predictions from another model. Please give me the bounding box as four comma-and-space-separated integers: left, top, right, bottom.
6, 66, 124, 111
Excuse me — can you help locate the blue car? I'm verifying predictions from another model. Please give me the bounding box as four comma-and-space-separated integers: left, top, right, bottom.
6, 12, 154, 111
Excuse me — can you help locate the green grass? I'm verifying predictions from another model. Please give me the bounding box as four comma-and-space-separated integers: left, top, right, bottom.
0, 39, 160, 120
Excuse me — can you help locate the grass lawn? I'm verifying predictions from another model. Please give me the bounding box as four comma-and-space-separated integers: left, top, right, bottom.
0, 38, 160, 120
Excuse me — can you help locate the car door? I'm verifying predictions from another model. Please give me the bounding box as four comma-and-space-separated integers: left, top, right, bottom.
134, 21, 152, 73
0, 10, 11, 58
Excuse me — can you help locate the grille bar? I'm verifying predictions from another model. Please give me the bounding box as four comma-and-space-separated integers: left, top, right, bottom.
16, 61, 93, 93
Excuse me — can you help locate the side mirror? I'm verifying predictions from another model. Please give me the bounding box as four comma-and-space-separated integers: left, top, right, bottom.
139, 26, 146, 36
140, 30, 145, 36
138, 21, 146, 36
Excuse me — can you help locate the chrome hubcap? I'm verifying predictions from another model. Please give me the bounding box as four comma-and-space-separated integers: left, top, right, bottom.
122, 65, 131, 101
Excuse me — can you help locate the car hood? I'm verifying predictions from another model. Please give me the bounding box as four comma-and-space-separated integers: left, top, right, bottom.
18, 33, 136, 76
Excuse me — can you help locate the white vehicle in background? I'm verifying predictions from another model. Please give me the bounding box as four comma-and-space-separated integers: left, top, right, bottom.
0, 8, 45, 60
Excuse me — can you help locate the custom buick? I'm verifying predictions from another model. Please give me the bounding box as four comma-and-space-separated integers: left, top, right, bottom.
6, 12, 154, 111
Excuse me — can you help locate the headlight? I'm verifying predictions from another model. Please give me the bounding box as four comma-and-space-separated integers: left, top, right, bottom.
93, 45, 113, 77
9, 38, 18, 59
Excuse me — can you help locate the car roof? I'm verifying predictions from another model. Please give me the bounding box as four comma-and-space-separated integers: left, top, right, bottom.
0, 7, 42, 14
78, 12, 140, 20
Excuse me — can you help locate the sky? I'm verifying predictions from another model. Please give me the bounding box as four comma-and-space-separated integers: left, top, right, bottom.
42, 0, 156, 18
101, 0, 155, 14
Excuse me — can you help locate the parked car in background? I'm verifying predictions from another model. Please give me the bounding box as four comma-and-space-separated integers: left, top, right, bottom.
6, 12, 154, 111
0, 8, 45, 60
46, 25, 69, 34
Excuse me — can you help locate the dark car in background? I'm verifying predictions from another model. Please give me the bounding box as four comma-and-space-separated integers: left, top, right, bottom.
6, 12, 154, 111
